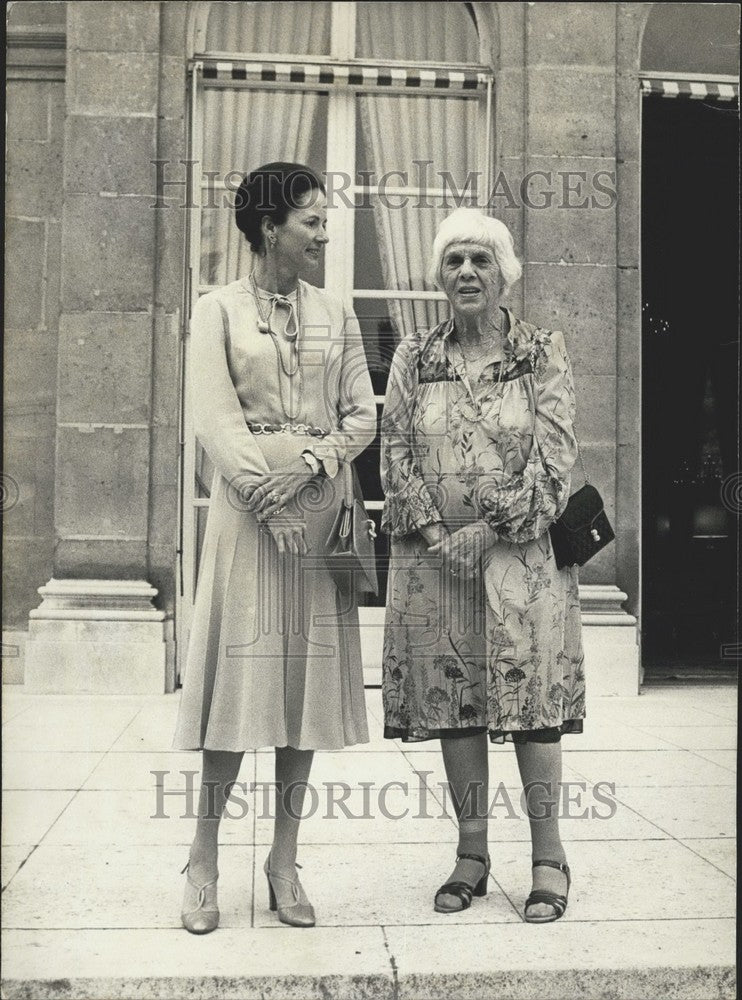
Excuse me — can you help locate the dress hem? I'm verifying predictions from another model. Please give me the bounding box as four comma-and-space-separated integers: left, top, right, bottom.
172, 735, 371, 753
384, 718, 584, 745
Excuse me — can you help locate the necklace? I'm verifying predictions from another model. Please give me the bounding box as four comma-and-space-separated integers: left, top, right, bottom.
454, 330, 507, 423
249, 271, 302, 419
457, 321, 501, 361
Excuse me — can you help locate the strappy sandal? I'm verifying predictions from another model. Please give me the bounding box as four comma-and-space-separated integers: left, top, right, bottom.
180, 860, 219, 935
524, 859, 571, 923
434, 852, 491, 913
264, 853, 316, 927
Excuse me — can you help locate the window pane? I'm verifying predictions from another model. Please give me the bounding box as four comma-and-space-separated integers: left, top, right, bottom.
354, 195, 459, 292
195, 442, 213, 499
206, 1, 332, 56
363, 510, 389, 609
356, 1, 479, 62
354, 295, 450, 388
356, 94, 482, 190
354, 299, 398, 392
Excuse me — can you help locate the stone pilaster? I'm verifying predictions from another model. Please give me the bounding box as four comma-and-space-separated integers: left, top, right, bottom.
490, 1, 642, 691
25, 1, 169, 692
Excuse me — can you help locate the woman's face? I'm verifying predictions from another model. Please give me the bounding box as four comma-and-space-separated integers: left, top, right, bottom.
440, 241, 502, 318
270, 189, 328, 274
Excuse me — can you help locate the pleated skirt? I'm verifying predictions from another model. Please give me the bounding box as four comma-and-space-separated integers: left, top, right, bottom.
173, 438, 369, 752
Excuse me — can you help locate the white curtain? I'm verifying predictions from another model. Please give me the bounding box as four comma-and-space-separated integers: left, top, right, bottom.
356, 3, 483, 340
205, 1, 331, 56
355, 1, 478, 62
199, 0, 332, 287
357, 94, 483, 339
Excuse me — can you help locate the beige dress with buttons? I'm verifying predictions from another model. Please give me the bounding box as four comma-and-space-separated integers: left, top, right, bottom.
173, 277, 376, 751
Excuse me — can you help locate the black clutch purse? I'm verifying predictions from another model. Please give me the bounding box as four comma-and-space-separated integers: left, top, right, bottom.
548, 441, 615, 570
325, 461, 379, 596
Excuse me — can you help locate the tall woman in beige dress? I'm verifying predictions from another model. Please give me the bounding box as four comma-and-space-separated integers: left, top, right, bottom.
173, 162, 376, 932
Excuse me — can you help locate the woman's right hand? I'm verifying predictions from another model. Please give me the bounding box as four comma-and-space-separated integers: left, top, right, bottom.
419, 522, 449, 547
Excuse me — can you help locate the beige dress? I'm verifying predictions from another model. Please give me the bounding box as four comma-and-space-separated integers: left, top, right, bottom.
173, 277, 376, 751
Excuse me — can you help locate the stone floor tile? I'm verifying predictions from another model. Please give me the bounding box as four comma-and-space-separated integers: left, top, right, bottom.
41, 789, 256, 846
1, 844, 35, 890
630, 725, 737, 750
563, 748, 735, 787
363, 687, 384, 719
1, 693, 33, 724
1, 926, 393, 993
2, 700, 143, 752
82, 750, 255, 791
3, 751, 105, 790
583, 698, 732, 728
255, 749, 421, 788
1, 790, 77, 845
679, 838, 737, 878
491, 838, 735, 922
254, 842, 520, 928
636, 684, 737, 721
612, 785, 735, 839
431, 784, 669, 844
2, 844, 255, 929
109, 699, 183, 752
387, 919, 736, 999
254, 786, 458, 846
688, 749, 736, 772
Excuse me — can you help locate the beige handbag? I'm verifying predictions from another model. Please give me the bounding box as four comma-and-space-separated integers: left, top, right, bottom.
325, 462, 378, 596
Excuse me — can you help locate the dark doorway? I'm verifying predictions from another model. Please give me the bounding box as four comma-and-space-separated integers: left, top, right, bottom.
641, 95, 739, 678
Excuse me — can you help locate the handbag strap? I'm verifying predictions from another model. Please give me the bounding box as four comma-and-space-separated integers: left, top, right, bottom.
574, 427, 589, 485
341, 460, 354, 506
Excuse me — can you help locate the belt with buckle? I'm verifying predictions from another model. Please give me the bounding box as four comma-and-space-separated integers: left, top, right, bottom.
248, 422, 327, 437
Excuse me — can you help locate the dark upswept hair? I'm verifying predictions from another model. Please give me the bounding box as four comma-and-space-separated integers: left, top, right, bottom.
234, 161, 326, 253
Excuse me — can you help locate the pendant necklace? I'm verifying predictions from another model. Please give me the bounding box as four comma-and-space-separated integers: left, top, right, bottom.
250, 270, 302, 420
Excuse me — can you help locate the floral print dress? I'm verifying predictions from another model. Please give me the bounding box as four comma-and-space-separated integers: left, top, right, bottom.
380, 308, 585, 743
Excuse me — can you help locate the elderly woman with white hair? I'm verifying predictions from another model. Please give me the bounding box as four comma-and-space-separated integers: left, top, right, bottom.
380, 208, 585, 923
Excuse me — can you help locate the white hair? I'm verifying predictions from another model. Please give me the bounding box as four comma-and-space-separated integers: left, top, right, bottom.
428, 208, 522, 293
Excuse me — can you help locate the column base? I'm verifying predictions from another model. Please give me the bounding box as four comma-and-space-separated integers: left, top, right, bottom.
25, 579, 167, 694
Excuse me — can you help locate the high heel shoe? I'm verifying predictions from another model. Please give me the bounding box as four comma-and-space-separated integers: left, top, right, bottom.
434, 852, 491, 913
180, 860, 219, 934
524, 859, 571, 923
264, 853, 316, 927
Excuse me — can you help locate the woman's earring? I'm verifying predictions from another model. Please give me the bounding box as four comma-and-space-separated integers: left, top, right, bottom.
268, 234, 277, 249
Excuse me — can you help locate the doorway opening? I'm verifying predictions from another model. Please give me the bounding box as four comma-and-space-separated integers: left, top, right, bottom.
641, 93, 739, 680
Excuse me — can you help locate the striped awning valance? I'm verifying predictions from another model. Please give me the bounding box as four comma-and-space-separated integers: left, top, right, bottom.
641, 77, 738, 101
195, 59, 490, 93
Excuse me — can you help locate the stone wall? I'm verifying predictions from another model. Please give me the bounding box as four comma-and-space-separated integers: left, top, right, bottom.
4, 2, 66, 660
487, 1, 645, 620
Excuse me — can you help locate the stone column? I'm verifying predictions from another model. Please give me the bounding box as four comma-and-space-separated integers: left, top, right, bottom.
25, 2, 168, 693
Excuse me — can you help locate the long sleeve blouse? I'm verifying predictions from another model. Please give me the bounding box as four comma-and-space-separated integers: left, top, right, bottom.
380, 311, 578, 545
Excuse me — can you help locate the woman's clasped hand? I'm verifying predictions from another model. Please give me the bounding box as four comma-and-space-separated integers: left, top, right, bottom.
425, 522, 497, 577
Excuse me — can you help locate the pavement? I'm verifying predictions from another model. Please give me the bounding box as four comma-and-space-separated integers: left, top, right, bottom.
1, 681, 737, 1000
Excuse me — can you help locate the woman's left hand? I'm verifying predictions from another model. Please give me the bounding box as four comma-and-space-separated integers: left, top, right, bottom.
427, 521, 497, 577
247, 458, 315, 517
